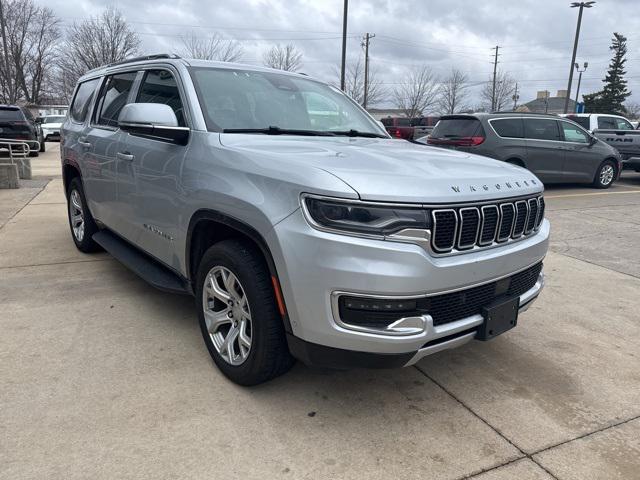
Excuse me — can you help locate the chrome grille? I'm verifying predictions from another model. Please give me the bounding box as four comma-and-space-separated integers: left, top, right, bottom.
479, 205, 499, 245
431, 195, 544, 254
458, 208, 480, 249
498, 203, 515, 242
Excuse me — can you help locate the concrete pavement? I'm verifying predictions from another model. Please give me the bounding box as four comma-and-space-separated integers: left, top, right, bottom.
1, 144, 639, 479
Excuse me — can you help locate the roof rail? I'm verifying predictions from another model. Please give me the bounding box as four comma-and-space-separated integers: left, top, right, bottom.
489, 111, 559, 116
106, 53, 181, 68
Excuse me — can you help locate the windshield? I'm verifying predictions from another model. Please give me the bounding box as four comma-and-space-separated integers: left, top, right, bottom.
189, 67, 385, 136
44, 115, 65, 123
0, 107, 24, 121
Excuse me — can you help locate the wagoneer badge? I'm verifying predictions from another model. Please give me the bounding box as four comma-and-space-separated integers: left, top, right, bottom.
450, 178, 538, 193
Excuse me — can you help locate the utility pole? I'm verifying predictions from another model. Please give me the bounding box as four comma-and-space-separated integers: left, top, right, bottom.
491, 46, 500, 111
564, 1, 595, 113
512, 83, 519, 111
574, 62, 588, 112
362, 32, 375, 109
340, 0, 349, 91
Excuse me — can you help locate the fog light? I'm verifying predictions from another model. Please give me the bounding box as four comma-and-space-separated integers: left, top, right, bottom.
342, 296, 417, 312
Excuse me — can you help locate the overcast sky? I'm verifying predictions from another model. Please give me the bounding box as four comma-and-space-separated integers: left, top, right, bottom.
36, 0, 640, 109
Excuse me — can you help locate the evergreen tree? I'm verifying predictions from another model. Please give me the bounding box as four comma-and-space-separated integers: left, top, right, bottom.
583, 33, 631, 114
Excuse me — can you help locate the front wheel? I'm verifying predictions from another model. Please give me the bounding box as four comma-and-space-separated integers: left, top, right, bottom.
593, 160, 616, 189
196, 239, 294, 385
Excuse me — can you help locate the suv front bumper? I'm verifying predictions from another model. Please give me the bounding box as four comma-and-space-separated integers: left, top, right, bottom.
268, 209, 549, 366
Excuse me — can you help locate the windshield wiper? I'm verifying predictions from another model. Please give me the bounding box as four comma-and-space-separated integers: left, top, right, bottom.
223, 126, 336, 136
331, 129, 387, 138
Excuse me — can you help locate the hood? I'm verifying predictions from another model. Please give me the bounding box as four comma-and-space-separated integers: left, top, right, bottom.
219, 135, 543, 203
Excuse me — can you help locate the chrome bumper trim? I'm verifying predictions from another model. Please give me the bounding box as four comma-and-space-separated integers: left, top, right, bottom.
403, 271, 545, 366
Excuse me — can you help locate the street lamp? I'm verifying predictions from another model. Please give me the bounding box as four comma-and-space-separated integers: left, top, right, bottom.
563, 1, 595, 113
574, 61, 588, 112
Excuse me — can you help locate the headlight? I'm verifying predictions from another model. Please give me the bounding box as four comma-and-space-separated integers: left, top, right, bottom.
302, 195, 430, 236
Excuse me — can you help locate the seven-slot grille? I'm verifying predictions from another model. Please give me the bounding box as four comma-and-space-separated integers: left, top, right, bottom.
431, 196, 544, 254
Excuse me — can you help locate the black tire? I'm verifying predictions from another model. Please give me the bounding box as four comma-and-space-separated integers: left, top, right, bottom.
29, 151, 39, 157
196, 239, 294, 386
66, 177, 101, 252
506, 158, 525, 168
593, 160, 617, 189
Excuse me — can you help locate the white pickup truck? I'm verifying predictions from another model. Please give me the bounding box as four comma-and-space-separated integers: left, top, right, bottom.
562, 113, 640, 171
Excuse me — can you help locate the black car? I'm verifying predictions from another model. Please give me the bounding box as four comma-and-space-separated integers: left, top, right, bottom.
0, 105, 45, 156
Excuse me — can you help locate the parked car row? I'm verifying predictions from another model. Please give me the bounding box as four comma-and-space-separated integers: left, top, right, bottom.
561, 113, 640, 172
416, 112, 626, 189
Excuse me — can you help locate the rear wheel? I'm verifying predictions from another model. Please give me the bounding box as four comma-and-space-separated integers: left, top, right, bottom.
66, 177, 101, 252
506, 158, 525, 168
196, 239, 294, 385
593, 160, 616, 189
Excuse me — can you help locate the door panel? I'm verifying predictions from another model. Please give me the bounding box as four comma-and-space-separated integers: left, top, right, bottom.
523, 118, 565, 183
559, 120, 602, 182
115, 68, 189, 269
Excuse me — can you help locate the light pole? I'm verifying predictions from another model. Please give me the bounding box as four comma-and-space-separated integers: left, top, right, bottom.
563, 1, 595, 113
574, 61, 588, 112
340, 0, 348, 91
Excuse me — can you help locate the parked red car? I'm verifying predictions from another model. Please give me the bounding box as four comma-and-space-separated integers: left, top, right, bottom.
380, 116, 440, 140
380, 117, 414, 139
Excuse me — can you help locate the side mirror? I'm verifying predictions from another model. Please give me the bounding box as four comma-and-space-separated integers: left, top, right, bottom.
589, 135, 598, 145
118, 103, 189, 145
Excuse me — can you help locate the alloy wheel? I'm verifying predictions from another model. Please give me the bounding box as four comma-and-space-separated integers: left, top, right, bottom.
600, 164, 614, 186
69, 189, 85, 242
202, 266, 252, 366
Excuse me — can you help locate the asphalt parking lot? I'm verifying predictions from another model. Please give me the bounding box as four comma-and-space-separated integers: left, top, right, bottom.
1, 144, 639, 480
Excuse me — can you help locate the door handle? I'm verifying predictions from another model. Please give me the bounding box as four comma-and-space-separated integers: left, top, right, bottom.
116, 152, 135, 161
78, 138, 91, 148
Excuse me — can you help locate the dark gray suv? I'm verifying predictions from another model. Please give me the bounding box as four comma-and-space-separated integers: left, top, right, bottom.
424, 113, 622, 188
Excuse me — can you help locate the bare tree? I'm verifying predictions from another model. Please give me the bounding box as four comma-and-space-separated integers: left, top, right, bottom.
624, 101, 640, 120
437, 68, 469, 114
57, 7, 139, 101
262, 43, 302, 72
0, 0, 60, 104
480, 70, 517, 112
336, 57, 385, 107
393, 66, 439, 118
180, 31, 242, 62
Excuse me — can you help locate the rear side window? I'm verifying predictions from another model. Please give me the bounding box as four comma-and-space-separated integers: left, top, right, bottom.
523, 119, 561, 141
491, 118, 524, 138
599, 116, 634, 130
597, 116, 618, 130
70, 79, 100, 123
566, 116, 590, 130
0, 107, 24, 121
380, 118, 393, 126
136, 69, 186, 127
94, 72, 137, 127
394, 117, 410, 126
431, 118, 482, 138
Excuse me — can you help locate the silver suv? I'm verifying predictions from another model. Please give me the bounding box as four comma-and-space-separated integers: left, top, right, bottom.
61, 55, 549, 385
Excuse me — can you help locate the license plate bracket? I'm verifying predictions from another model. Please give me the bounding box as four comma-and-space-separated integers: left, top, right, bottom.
477, 296, 519, 341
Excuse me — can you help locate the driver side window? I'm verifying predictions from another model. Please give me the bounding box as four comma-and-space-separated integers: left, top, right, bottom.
136, 69, 186, 127
561, 122, 589, 143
